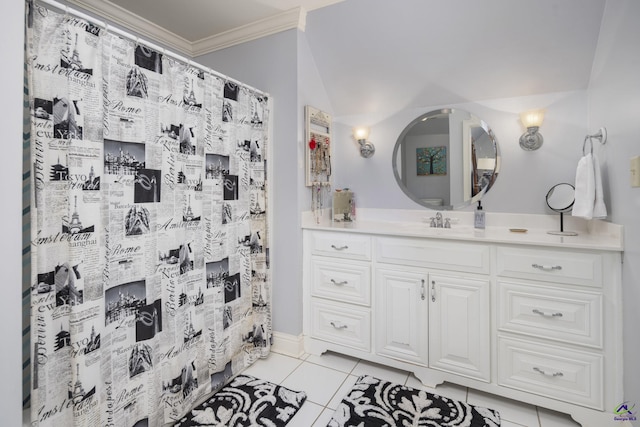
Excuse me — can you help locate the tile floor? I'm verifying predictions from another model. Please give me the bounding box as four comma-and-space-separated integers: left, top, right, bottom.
243, 349, 582, 427
22, 349, 582, 426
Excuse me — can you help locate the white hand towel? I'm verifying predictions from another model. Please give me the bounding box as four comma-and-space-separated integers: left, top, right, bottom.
572, 153, 595, 219
592, 154, 607, 219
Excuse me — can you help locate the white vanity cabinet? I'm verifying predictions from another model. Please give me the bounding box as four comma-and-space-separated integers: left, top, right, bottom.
373, 235, 491, 380
495, 245, 614, 411
428, 273, 490, 382
375, 266, 429, 365
302, 219, 623, 427
307, 231, 373, 353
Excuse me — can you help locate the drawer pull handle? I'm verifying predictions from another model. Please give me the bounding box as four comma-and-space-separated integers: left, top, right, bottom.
421, 279, 425, 301
431, 280, 436, 302
330, 279, 348, 286
330, 321, 348, 330
533, 367, 564, 377
532, 309, 563, 318
532, 263, 562, 271
331, 244, 349, 251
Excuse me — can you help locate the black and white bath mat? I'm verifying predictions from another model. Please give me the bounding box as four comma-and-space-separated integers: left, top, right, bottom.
328, 375, 500, 427
175, 374, 307, 426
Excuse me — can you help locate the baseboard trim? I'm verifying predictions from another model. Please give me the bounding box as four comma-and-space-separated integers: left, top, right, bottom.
271, 331, 304, 358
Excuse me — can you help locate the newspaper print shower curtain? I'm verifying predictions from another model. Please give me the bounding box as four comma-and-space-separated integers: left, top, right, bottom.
27, 5, 271, 426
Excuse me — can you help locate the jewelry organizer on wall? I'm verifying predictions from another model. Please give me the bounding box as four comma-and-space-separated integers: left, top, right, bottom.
305, 106, 332, 223
305, 106, 332, 187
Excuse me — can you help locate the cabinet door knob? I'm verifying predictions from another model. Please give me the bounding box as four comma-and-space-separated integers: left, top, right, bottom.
533, 367, 564, 377
532, 309, 563, 318
531, 263, 562, 271
330, 279, 348, 286
330, 321, 348, 330
331, 244, 349, 250
431, 280, 436, 302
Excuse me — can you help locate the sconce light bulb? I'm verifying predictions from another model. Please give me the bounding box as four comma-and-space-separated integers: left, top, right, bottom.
520, 109, 545, 128
353, 127, 369, 141
353, 127, 373, 158
519, 109, 545, 151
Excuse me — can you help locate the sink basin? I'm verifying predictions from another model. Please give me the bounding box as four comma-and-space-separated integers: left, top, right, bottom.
392, 222, 472, 236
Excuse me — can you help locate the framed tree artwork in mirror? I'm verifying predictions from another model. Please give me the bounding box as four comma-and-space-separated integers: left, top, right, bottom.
416, 146, 447, 176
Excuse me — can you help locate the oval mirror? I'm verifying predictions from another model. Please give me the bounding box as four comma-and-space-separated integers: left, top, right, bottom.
546, 182, 575, 212
392, 108, 500, 210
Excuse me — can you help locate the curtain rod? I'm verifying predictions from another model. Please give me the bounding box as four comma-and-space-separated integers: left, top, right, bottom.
32, 0, 269, 97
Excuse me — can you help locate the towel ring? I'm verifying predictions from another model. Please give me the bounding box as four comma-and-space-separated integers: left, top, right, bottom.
582, 127, 607, 155
582, 136, 593, 155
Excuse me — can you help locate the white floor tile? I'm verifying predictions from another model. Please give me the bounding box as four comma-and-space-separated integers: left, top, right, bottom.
500, 420, 530, 427
305, 351, 359, 374
287, 401, 324, 427
243, 351, 588, 427
467, 389, 539, 427
313, 407, 337, 426
405, 375, 468, 403
242, 352, 303, 384
281, 362, 349, 406
326, 374, 359, 410
350, 359, 410, 385
537, 407, 581, 427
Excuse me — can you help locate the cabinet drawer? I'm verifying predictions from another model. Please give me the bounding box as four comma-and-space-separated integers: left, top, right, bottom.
309, 231, 371, 260
310, 299, 371, 351
498, 337, 603, 409
311, 257, 370, 306
498, 281, 602, 348
376, 236, 489, 274
496, 246, 602, 287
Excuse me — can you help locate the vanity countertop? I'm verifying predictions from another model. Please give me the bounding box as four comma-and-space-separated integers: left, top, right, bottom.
301, 209, 623, 252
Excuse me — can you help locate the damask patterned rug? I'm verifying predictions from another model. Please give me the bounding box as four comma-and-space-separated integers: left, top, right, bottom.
327, 375, 501, 427
174, 375, 307, 426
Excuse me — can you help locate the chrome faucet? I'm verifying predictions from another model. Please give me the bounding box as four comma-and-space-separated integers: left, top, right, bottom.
429, 212, 443, 228
429, 212, 451, 228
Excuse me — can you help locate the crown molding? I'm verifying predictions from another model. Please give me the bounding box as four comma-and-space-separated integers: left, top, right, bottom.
192, 7, 306, 56
66, 0, 193, 55
65, 0, 307, 58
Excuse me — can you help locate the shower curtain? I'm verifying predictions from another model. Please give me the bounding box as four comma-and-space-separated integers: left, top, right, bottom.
27, 4, 272, 426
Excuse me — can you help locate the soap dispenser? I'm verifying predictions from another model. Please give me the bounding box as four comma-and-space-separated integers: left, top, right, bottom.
474, 201, 485, 230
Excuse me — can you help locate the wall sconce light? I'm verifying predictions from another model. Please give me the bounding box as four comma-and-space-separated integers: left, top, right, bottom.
519, 109, 545, 151
353, 127, 375, 158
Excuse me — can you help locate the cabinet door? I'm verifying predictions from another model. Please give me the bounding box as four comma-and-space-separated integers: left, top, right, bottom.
429, 274, 490, 382
375, 267, 429, 365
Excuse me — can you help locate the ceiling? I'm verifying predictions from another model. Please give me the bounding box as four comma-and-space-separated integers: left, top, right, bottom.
66, 0, 608, 118
67, 0, 345, 55
303, 0, 607, 118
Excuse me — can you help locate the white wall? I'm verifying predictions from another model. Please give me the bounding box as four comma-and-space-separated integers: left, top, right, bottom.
331, 90, 589, 216
2, 1, 25, 425
196, 30, 303, 336
298, 31, 334, 212
588, 0, 640, 416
